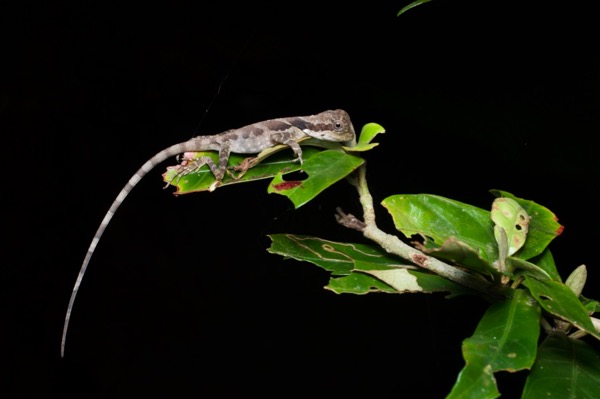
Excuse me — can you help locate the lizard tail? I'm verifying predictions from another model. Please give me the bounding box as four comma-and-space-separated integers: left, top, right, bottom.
61, 141, 198, 357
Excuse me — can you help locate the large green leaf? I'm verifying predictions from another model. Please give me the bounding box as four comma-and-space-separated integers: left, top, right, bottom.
267, 150, 364, 208
524, 276, 600, 340
522, 334, 600, 399
162, 148, 321, 194
381, 194, 498, 274
267, 234, 468, 296
447, 289, 541, 399
267, 234, 406, 275
491, 190, 563, 260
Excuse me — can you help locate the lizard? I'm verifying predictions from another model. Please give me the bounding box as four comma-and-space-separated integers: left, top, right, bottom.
61, 109, 356, 357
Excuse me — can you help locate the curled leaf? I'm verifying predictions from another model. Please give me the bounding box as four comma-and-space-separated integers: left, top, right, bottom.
491, 197, 530, 256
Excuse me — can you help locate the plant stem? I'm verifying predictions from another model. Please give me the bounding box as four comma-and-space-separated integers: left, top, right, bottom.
344, 164, 501, 299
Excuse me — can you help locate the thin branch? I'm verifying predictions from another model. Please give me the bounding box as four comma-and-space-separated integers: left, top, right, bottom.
342, 164, 501, 299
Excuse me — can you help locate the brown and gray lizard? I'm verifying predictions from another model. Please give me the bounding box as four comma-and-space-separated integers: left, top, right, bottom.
61, 109, 356, 356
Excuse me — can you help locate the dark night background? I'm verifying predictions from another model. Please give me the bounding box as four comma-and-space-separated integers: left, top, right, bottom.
3, 1, 599, 397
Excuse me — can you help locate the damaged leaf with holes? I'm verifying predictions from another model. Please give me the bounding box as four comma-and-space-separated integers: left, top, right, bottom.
267, 150, 364, 208
266, 122, 383, 208
491, 197, 530, 257
490, 190, 563, 261
380, 191, 564, 281
267, 234, 469, 296
162, 150, 305, 194
524, 276, 600, 340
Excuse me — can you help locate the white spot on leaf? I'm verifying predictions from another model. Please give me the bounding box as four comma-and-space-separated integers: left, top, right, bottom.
363, 269, 422, 292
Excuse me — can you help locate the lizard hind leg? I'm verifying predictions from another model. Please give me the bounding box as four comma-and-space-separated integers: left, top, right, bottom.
167, 142, 232, 187
167, 155, 221, 187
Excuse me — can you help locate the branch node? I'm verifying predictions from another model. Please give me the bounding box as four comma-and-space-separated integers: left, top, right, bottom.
335, 207, 366, 232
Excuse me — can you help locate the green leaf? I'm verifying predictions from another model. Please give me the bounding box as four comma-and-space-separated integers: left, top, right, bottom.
447, 364, 499, 399
491, 190, 563, 260
524, 276, 600, 340
327, 269, 470, 296
581, 296, 599, 315
491, 197, 530, 256
397, 0, 433, 16
422, 237, 500, 277
355, 261, 468, 295
267, 150, 364, 208
267, 234, 468, 296
527, 249, 562, 282
522, 334, 600, 399
506, 257, 552, 281
357, 122, 385, 145
326, 273, 399, 294
447, 289, 541, 399
163, 148, 323, 194
381, 194, 498, 274
267, 234, 407, 275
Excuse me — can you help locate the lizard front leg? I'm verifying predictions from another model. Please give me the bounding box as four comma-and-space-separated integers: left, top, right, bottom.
271, 131, 304, 164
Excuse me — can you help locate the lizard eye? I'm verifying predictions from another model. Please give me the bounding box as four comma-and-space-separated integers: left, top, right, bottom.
334, 121, 343, 130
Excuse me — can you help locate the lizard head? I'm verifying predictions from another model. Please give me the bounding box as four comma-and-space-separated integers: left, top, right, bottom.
301, 109, 356, 143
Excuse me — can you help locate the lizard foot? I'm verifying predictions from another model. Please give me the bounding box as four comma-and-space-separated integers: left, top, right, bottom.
164, 157, 209, 187
227, 156, 259, 180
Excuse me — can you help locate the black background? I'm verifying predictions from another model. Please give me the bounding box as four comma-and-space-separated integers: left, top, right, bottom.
3, 1, 599, 397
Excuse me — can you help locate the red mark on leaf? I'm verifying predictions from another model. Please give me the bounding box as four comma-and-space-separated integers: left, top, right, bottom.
556, 225, 565, 236
272, 181, 303, 191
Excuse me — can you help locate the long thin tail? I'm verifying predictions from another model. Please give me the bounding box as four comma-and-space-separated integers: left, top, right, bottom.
61, 141, 198, 357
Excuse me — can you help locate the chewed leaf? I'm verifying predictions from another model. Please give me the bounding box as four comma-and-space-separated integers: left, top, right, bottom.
267, 150, 364, 208
163, 149, 318, 194
491, 190, 563, 260
326, 269, 469, 296
268, 234, 469, 297
267, 234, 409, 275
491, 197, 530, 256
326, 273, 399, 294
356, 266, 468, 295
361, 268, 423, 292
524, 276, 600, 340
163, 144, 355, 195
